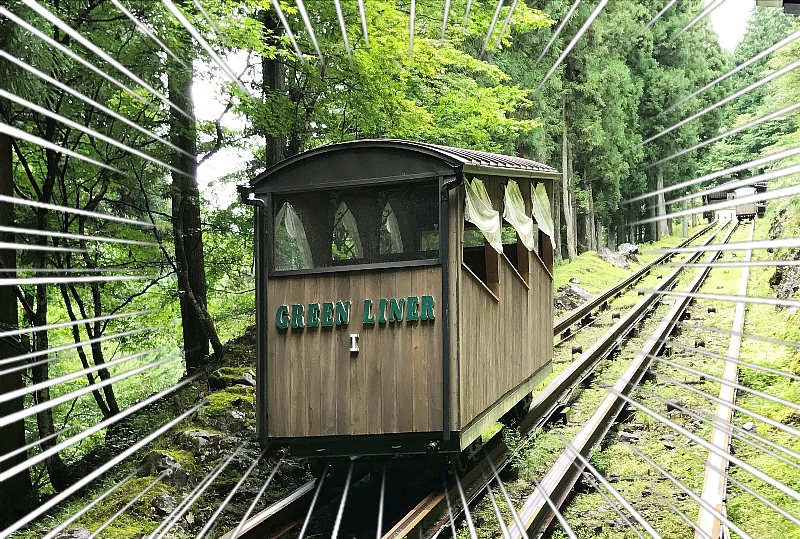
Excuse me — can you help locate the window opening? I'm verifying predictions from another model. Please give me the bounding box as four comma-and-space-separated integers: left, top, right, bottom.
379, 202, 404, 255
274, 202, 313, 270
531, 182, 555, 271
272, 182, 438, 272
332, 201, 363, 262
463, 178, 501, 294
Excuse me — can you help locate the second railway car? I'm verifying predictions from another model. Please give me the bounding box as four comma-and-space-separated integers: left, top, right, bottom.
240, 139, 558, 462
701, 179, 767, 222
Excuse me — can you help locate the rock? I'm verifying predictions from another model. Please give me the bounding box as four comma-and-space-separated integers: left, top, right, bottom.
208, 372, 229, 390
742, 421, 756, 433
569, 277, 581, 284
554, 284, 593, 314
618, 243, 640, 263
597, 247, 630, 269
233, 370, 256, 387
54, 530, 91, 539
137, 451, 189, 487
663, 441, 676, 450
769, 209, 787, 241
769, 248, 800, 308
151, 495, 177, 516
619, 432, 639, 443
181, 430, 223, 460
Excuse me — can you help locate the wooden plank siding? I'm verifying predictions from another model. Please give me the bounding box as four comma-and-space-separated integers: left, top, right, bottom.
267, 266, 443, 438
456, 177, 554, 437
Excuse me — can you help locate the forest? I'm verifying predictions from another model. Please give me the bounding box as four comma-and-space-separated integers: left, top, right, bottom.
0, 0, 799, 533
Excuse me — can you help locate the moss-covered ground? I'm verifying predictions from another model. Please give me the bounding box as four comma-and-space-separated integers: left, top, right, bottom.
458, 193, 800, 539
15, 332, 310, 539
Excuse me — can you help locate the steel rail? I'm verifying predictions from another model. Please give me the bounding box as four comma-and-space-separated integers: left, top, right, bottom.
381, 225, 728, 539
217, 467, 372, 538
553, 222, 714, 336
697, 221, 753, 538
507, 221, 739, 539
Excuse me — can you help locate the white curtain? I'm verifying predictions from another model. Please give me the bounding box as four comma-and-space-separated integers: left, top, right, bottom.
532, 183, 556, 249
382, 202, 404, 254
465, 178, 503, 252
335, 202, 364, 258
503, 180, 536, 251
276, 202, 313, 268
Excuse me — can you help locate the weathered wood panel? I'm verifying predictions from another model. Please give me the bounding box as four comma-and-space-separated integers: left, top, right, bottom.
457, 176, 554, 434
458, 254, 552, 429
267, 266, 443, 437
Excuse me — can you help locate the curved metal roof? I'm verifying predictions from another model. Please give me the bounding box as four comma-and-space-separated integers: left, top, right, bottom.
251, 139, 559, 190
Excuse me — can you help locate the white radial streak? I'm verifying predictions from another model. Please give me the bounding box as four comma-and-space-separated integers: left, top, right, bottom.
664, 162, 800, 208
633, 58, 800, 150
633, 183, 800, 225
0, 241, 85, 253
20, 0, 195, 120
358, 0, 369, 47
334, 0, 352, 60
626, 145, 800, 204
0, 50, 193, 158
0, 354, 180, 427
295, 0, 324, 63
533, 0, 581, 69
535, 0, 609, 95
667, 27, 800, 113
0, 274, 155, 287
645, 99, 800, 171
0, 224, 158, 247
0, 327, 155, 368
2, 374, 193, 480
0, 346, 166, 405
0, 86, 183, 175
110, 0, 190, 69
4, 403, 203, 538
493, 0, 521, 50
630, 0, 676, 43
480, 0, 506, 58
0, 122, 121, 175
0, 308, 153, 340
0, 7, 157, 113
669, 0, 725, 43
160, 0, 254, 98
270, 0, 305, 63
0, 194, 154, 227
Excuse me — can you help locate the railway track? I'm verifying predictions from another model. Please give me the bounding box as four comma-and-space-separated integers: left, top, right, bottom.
507, 221, 741, 538
553, 222, 715, 342
215, 222, 735, 539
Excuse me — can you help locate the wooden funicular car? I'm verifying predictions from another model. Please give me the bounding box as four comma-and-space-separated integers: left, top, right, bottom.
239, 139, 559, 467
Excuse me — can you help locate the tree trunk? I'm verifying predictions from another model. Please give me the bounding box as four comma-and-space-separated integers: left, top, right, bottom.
682, 200, 688, 238
0, 130, 34, 525
552, 170, 562, 261
168, 37, 222, 371
656, 168, 669, 238
596, 218, 604, 250
649, 204, 658, 242
585, 184, 596, 251
262, 11, 287, 168
562, 112, 577, 261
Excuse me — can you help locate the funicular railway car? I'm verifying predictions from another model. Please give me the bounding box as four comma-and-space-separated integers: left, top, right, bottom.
701, 179, 768, 222
239, 140, 559, 467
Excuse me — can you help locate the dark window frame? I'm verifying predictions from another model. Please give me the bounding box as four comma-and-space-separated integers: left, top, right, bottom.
268, 179, 442, 275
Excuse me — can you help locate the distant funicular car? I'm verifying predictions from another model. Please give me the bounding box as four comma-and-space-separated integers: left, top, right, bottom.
701, 179, 767, 223
239, 139, 559, 469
